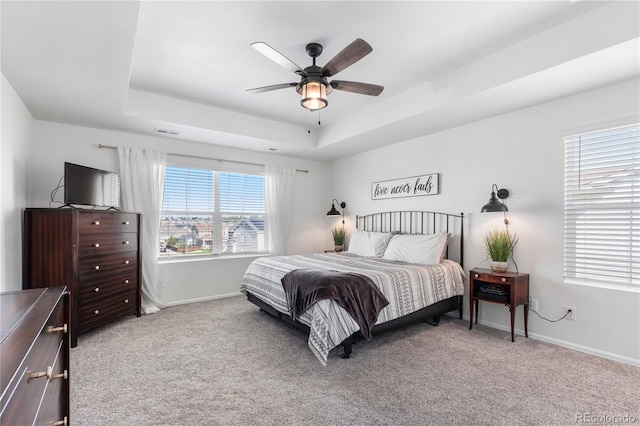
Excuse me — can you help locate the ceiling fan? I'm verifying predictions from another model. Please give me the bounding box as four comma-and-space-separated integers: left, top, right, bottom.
247, 38, 384, 111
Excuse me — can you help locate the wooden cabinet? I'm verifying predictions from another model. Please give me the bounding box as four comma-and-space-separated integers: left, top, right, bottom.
23, 208, 142, 347
1, 287, 70, 426
469, 268, 530, 342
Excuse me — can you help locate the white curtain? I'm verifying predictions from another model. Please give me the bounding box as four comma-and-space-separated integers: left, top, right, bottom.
265, 165, 296, 255
118, 147, 167, 314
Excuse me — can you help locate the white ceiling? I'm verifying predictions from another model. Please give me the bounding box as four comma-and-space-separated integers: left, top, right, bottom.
2, 1, 638, 161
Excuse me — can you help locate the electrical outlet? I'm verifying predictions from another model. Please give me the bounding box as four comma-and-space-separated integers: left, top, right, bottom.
530, 299, 538, 312
565, 305, 576, 320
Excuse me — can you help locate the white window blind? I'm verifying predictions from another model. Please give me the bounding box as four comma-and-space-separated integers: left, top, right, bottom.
159, 166, 266, 259
564, 123, 639, 289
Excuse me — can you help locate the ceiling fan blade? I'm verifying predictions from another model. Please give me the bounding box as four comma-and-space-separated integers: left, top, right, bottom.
246, 83, 298, 93
251, 42, 305, 75
321, 38, 373, 77
330, 80, 384, 96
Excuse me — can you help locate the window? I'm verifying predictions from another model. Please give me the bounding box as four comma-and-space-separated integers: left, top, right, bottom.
564, 123, 639, 289
159, 165, 266, 259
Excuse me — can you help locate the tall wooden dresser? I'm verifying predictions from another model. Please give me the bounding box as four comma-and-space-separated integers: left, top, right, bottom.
1, 287, 70, 426
23, 208, 142, 347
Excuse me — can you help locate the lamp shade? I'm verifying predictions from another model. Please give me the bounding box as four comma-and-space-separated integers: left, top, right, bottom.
301, 81, 328, 111
481, 185, 509, 212
481, 196, 509, 212
327, 204, 341, 216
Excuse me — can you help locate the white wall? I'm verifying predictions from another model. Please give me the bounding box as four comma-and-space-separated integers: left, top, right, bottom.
331, 78, 640, 365
1, 74, 33, 292
29, 120, 333, 304
11, 73, 640, 364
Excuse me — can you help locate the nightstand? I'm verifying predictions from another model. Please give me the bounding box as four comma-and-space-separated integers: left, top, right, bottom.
469, 268, 530, 342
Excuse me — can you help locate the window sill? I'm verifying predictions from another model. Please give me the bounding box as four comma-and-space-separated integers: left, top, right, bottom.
159, 252, 270, 264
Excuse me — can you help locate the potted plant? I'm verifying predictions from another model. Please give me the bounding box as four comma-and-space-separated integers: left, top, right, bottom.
484, 229, 518, 272
332, 226, 346, 252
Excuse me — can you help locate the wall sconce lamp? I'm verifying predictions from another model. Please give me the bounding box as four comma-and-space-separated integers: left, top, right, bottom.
327, 199, 346, 224
481, 184, 509, 212
481, 184, 510, 224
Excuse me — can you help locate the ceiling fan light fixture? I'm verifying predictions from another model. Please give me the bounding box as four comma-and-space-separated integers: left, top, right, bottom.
249, 39, 382, 110
300, 81, 328, 111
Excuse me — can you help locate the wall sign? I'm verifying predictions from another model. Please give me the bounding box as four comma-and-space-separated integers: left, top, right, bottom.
371, 173, 440, 200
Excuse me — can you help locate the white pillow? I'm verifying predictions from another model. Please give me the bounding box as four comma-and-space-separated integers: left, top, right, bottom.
382, 232, 449, 265
347, 230, 393, 257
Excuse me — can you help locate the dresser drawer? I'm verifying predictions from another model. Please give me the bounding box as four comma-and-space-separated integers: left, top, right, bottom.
77, 288, 138, 334
79, 253, 138, 283
78, 278, 138, 305
78, 232, 138, 257
78, 212, 138, 234
33, 341, 68, 426
0, 298, 66, 424
1, 368, 47, 424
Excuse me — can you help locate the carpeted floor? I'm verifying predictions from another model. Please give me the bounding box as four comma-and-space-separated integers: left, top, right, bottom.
71, 295, 639, 425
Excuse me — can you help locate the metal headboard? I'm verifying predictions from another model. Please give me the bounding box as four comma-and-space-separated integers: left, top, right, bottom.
355, 211, 464, 268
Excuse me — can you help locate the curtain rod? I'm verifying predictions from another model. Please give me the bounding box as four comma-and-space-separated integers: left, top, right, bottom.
98, 144, 309, 173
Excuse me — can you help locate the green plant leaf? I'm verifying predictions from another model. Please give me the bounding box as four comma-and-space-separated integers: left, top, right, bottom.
484, 229, 518, 262
331, 226, 346, 245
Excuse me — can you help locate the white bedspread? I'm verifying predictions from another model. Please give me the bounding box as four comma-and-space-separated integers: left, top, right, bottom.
240, 253, 465, 365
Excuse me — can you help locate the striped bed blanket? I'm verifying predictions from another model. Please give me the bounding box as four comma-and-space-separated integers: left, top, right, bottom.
240, 253, 465, 365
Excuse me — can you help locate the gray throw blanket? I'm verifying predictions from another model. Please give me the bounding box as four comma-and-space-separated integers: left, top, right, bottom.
281, 269, 389, 340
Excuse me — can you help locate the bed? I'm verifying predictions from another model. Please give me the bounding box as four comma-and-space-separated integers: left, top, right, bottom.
240, 211, 465, 365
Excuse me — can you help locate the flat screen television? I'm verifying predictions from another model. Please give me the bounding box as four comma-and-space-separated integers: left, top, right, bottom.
64, 162, 121, 208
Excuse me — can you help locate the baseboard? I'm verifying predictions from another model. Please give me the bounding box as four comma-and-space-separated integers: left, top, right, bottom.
527, 332, 640, 367
165, 292, 243, 307
456, 313, 640, 367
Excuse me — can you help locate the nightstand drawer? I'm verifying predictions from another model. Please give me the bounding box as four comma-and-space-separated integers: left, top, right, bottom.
471, 271, 514, 284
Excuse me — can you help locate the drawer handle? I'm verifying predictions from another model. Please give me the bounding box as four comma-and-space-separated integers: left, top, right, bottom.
46, 324, 68, 334
94, 265, 100, 270
50, 416, 68, 426
94, 309, 100, 315
124, 299, 129, 304
94, 243, 100, 248
123, 241, 130, 245
501, 278, 506, 283
94, 287, 100, 293
123, 221, 130, 225
124, 260, 130, 265
474, 273, 479, 278
124, 279, 129, 284
47, 367, 68, 381
30, 366, 67, 381
93, 221, 100, 226
28, 370, 48, 381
